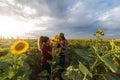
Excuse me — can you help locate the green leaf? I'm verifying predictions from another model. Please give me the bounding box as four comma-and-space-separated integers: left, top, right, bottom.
102, 56, 118, 73
39, 70, 49, 76
8, 70, 15, 79
61, 72, 69, 80
94, 51, 118, 73
74, 49, 91, 61
103, 73, 119, 80
76, 74, 83, 80
0, 62, 10, 68
79, 62, 92, 78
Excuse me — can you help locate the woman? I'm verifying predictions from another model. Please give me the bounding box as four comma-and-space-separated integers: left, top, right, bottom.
37, 36, 53, 77
58, 33, 67, 71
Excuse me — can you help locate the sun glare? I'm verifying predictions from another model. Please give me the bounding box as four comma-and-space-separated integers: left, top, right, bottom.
0, 15, 46, 38
0, 16, 22, 38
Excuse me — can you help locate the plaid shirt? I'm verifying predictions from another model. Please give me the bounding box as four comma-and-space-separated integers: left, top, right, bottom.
60, 40, 67, 54
41, 45, 53, 66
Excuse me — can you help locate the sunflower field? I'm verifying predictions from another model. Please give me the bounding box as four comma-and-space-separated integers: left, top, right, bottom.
1, 30, 120, 80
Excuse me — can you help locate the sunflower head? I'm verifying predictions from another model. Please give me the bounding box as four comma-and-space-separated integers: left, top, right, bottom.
10, 40, 29, 54
50, 34, 60, 47
53, 34, 59, 42
50, 39, 56, 47
94, 29, 104, 37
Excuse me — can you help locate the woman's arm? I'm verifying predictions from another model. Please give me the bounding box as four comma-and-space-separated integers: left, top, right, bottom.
59, 40, 66, 49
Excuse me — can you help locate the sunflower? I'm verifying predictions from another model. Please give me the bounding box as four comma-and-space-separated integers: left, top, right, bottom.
50, 34, 59, 47
10, 40, 29, 54
95, 29, 104, 37
53, 34, 59, 41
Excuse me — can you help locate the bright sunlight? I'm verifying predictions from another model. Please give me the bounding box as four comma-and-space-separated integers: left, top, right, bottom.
0, 15, 46, 38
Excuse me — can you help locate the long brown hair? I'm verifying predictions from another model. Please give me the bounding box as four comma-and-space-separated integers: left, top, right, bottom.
37, 36, 49, 51
59, 33, 66, 40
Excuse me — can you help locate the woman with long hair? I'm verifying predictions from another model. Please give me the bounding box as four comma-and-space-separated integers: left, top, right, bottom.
37, 36, 53, 80
58, 33, 67, 70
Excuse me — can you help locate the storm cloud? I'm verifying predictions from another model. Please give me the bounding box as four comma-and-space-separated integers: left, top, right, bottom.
0, 0, 120, 38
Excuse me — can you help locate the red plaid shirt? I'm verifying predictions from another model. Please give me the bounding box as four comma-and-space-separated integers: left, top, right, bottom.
41, 45, 53, 66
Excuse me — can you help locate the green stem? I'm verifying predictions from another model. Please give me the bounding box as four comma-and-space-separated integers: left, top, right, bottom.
91, 58, 98, 71
12, 54, 16, 69
50, 60, 53, 80
94, 50, 104, 62
72, 74, 76, 80
102, 50, 120, 58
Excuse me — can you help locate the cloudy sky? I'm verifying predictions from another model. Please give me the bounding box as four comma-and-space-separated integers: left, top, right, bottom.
0, 0, 120, 39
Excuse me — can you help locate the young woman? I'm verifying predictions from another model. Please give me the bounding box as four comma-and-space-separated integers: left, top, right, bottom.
58, 33, 67, 71
37, 36, 53, 78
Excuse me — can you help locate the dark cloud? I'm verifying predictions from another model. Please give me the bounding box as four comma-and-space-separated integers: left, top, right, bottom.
0, 0, 120, 38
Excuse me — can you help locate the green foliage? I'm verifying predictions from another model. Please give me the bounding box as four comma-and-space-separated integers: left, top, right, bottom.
79, 62, 92, 78
74, 49, 91, 61
103, 73, 119, 80
0, 48, 9, 57
62, 66, 83, 80
102, 56, 118, 73
1, 30, 120, 80
0, 53, 31, 80
62, 30, 120, 80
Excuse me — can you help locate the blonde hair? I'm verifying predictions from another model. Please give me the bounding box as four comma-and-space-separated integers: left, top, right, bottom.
37, 36, 43, 51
